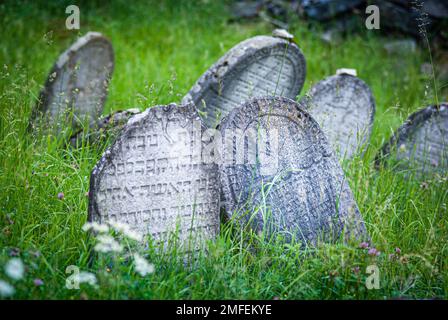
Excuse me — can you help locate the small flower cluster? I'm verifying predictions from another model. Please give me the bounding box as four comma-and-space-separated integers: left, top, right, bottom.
81, 221, 154, 279
1, 258, 25, 298
0, 258, 25, 297
133, 253, 155, 277
75, 272, 98, 287
388, 247, 402, 261
358, 242, 381, 257
83, 221, 143, 243
1, 252, 46, 298
94, 234, 123, 253
108, 221, 143, 242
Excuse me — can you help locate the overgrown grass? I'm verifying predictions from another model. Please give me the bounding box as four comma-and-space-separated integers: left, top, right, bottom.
0, 0, 447, 299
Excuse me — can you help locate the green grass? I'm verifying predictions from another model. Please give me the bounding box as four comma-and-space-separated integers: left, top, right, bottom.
0, 0, 447, 299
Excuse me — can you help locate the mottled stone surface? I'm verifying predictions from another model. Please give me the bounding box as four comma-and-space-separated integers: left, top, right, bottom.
301, 0, 364, 21
301, 74, 375, 159
88, 104, 220, 252
69, 108, 140, 148
182, 34, 306, 128
219, 96, 367, 245
376, 104, 448, 176
30, 32, 114, 135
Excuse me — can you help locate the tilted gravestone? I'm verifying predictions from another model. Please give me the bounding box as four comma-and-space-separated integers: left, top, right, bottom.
30, 32, 114, 135
301, 72, 375, 159
182, 32, 306, 128
219, 96, 368, 245
376, 104, 448, 176
88, 103, 220, 252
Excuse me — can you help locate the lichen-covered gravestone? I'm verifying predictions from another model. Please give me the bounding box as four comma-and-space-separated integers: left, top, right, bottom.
88, 104, 220, 252
376, 104, 448, 176
219, 96, 368, 245
30, 32, 114, 135
182, 32, 306, 128
301, 72, 375, 159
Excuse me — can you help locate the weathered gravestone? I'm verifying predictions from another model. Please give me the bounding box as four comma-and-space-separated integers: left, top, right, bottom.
219, 96, 368, 245
376, 104, 448, 176
182, 32, 306, 128
30, 32, 114, 135
301, 72, 375, 159
69, 108, 140, 148
88, 103, 220, 252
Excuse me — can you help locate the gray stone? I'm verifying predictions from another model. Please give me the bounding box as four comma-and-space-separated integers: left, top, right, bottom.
219, 96, 368, 245
182, 34, 306, 128
376, 1, 423, 37
376, 104, 448, 177
69, 108, 140, 148
422, 0, 448, 19
389, 0, 447, 23
271, 28, 294, 40
300, 0, 365, 21
30, 32, 114, 136
88, 103, 220, 252
301, 73, 375, 159
230, 0, 263, 20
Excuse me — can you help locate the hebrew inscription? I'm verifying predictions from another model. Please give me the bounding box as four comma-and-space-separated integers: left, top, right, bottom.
219, 96, 368, 245
302, 74, 375, 159
88, 104, 220, 251
183, 34, 306, 128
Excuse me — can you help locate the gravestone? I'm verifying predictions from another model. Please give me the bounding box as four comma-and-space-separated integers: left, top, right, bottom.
376, 104, 448, 176
69, 108, 140, 148
88, 103, 220, 253
182, 32, 306, 128
30, 32, 114, 136
301, 72, 375, 159
219, 96, 368, 245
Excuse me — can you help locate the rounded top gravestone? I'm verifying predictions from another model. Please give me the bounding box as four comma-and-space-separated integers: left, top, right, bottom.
88, 103, 220, 253
30, 32, 114, 135
219, 96, 368, 245
182, 33, 306, 128
301, 73, 375, 159
376, 104, 448, 176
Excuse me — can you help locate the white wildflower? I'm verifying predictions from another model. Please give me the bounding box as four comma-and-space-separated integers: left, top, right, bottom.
108, 221, 143, 242
5, 258, 25, 280
94, 234, 123, 253
0, 280, 15, 297
82, 221, 109, 233
399, 144, 407, 153
133, 253, 154, 277
76, 272, 98, 287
